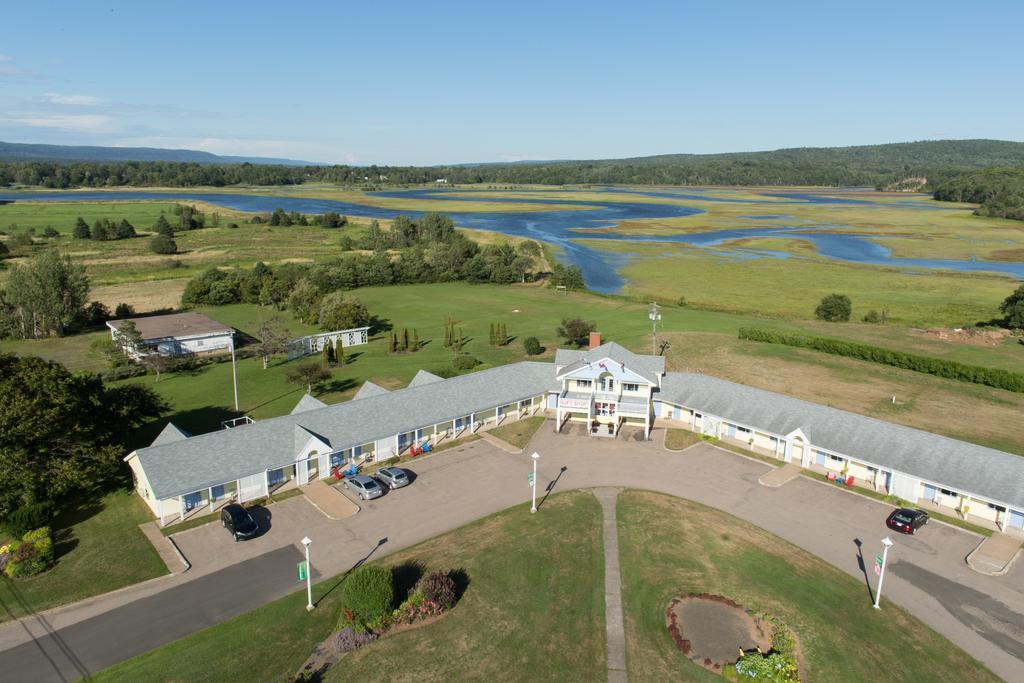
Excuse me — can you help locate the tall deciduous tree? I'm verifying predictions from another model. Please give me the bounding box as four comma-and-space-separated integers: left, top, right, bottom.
0, 354, 167, 518
5, 249, 90, 338
255, 315, 289, 369
1000, 284, 1024, 329
556, 318, 596, 347
317, 292, 370, 331
285, 361, 330, 394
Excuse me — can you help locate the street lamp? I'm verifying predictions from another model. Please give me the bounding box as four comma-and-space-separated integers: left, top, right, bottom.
873, 537, 894, 609
301, 536, 314, 611
530, 451, 540, 514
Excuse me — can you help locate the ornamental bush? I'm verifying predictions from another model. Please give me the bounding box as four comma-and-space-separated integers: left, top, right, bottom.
419, 571, 457, 610
332, 626, 376, 653
338, 565, 394, 627
1, 526, 55, 578
523, 336, 542, 356
814, 293, 852, 322
452, 354, 480, 370
4, 501, 54, 537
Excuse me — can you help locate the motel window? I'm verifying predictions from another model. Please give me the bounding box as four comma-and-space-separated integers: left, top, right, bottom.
939, 488, 958, 497
987, 503, 1005, 511
623, 383, 640, 392
576, 380, 592, 388
828, 455, 843, 463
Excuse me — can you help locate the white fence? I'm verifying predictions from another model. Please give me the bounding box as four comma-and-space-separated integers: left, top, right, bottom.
287, 327, 369, 361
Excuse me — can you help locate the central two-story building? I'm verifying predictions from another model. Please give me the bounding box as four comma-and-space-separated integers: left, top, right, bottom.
551, 338, 663, 437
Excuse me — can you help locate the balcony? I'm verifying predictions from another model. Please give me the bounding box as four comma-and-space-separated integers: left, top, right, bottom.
617, 398, 650, 416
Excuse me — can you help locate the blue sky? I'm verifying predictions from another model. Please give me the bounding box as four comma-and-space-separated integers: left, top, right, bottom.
2, 2, 1022, 165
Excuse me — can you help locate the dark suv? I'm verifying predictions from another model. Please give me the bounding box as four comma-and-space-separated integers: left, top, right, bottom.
886, 508, 929, 535
221, 503, 259, 541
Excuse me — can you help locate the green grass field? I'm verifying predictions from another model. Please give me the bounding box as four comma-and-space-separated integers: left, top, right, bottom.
487, 415, 546, 449
0, 489, 166, 622
94, 489, 993, 681
617, 490, 996, 682
95, 490, 606, 682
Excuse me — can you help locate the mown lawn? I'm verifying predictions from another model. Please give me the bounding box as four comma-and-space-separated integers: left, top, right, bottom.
487, 415, 546, 449
0, 489, 167, 622
664, 428, 701, 451
617, 490, 997, 682
95, 490, 605, 682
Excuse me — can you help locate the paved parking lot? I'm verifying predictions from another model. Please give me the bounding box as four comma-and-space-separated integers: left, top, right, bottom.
3, 422, 1023, 681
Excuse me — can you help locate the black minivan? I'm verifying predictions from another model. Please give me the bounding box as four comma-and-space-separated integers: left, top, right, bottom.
220, 503, 259, 541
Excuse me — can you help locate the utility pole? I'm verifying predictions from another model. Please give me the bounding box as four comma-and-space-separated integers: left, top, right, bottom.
229, 334, 239, 412
530, 451, 540, 513
648, 302, 661, 355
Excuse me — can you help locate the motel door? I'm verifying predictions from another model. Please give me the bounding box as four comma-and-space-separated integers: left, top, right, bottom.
1009, 510, 1024, 530
183, 491, 203, 511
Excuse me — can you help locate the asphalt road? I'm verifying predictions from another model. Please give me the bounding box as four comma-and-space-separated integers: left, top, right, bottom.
1, 545, 306, 682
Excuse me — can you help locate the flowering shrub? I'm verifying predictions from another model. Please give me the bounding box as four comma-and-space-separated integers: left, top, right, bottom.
332, 627, 376, 653
735, 651, 798, 681
1, 527, 55, 578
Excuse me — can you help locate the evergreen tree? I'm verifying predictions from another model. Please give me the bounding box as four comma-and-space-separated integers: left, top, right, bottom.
154, 214, 173, 236
411, 329, 419, 351
337, 344, 346, 366
443, 321, 451, 347
402, 327, 409, 351
489, 323, 495, 346
322, 341, 332, 367
72, 217, 90, 239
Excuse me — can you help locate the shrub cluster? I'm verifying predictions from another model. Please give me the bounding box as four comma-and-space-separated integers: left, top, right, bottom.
738, 327, 1024, 393
0, 527, 55, 578
338, 565, 395, 629
3, 501, 54, 537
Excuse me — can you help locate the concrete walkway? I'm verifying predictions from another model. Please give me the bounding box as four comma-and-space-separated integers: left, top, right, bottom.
479, 430, 523, 454
968, 533, 1024, 576
303, 480, 359, 520
757, 462, 801, 488
138, 522, 189, 574
594, 488, 627, 683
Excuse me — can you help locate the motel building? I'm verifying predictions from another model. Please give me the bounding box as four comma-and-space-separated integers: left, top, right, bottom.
125, 340, 1024, 536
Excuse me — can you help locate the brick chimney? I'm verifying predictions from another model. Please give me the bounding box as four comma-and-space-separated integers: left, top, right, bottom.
588, 331, 601, 350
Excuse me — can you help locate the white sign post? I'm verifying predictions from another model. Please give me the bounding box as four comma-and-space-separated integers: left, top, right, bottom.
873, 537, 894, 609
530, 452, 540, 514
301, 536, 314, 611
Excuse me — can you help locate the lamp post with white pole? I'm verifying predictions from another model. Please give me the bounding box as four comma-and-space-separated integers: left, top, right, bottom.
229, 334, 239, 412
301, 536, 314, 611
530, 451, 540, 514
873, 537, 894, 609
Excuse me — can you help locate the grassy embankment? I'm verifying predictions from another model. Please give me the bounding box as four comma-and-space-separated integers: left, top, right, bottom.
95, 491, 606, 682
0, 489, 166, 622
618, 490, 996, 682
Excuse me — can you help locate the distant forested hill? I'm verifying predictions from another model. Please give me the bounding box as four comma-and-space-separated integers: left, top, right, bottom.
932, 167, 1024, 220
0, 140, 321, 166
1, 139, 1022, 189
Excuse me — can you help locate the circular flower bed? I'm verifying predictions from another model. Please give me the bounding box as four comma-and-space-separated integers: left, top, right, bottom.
665, 593, 801, 680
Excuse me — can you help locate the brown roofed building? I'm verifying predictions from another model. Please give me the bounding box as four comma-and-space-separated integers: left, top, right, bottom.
107, 312, 234, 358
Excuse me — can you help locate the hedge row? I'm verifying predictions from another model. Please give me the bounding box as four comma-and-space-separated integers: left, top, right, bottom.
738, 327, 1024, 393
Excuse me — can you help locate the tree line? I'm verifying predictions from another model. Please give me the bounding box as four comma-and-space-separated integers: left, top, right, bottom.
4, 140, 1022, 189
931, 167, 1024, 221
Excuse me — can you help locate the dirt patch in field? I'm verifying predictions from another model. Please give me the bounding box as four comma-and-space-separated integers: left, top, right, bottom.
82, 249, 227, 267
910, 327, 1011, 347
91, 278, 188, 312
666, 594, 771, 673
988, 248, 1024, 262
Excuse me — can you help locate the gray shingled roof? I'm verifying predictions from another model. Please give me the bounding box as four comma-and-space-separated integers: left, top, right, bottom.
290, 394, 327, 414
659, 373, 1024, 508
150, 422, 190, 447
409, 370, 444, 387
555, 341, 664, 384
354, 381, 390, 400
134, 361, 554, 500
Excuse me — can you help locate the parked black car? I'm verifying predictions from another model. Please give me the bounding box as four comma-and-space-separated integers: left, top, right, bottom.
221, 503, 259, 541
886, 508, 929, 535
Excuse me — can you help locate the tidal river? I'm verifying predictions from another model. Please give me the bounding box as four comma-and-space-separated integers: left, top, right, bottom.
2, 187, 1022, 292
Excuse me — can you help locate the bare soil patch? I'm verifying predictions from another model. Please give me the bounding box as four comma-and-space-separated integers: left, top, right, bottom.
910, 327, 1011, 347
666, 594, 771, 673
91, 278, 189, 312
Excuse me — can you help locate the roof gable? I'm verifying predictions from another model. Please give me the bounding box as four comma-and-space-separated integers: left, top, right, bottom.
409, 370, 444, 388
150, 422, 191, 447
291, 394, 327, 415
354, 381, 390, 400
556, 357, 654, 385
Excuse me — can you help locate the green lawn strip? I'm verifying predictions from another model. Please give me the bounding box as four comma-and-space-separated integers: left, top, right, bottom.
663, 428, 701, 451
0, 489, 167, 623
617, 490, 998, 682
94, 491, 605, 682
159, 487, 305, 537
487, 415, 545, 449
798, 471, 994, 538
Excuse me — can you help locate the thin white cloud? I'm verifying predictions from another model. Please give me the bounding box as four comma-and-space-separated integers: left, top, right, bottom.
2, 114, 114, 132
39, 93, 103, 106
0, 54, 13, 62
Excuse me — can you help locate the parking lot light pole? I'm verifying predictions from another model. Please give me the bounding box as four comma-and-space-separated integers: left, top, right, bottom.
530, 452, 540, 514
873, 537, 894, 609
301, 536, 314, 611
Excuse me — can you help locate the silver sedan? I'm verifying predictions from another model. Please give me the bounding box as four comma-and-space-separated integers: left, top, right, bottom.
374, 466, 410, 490
343, 474, 384, 500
